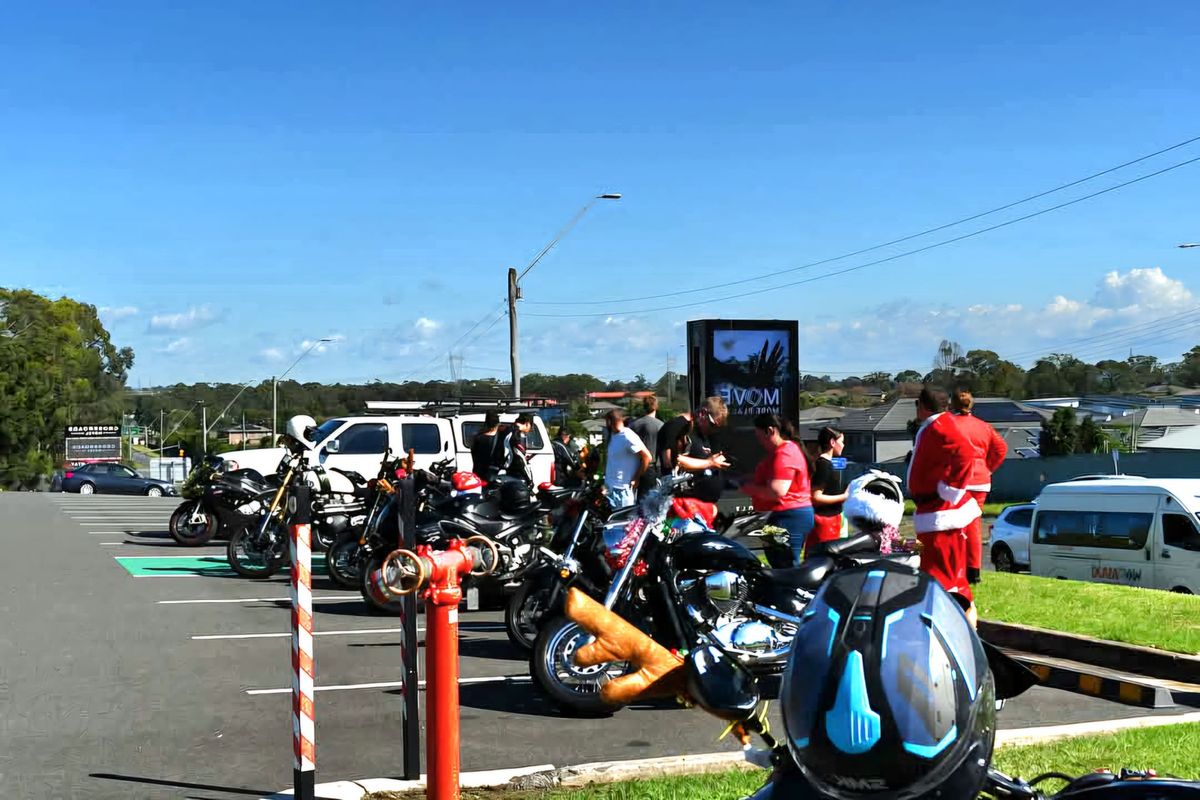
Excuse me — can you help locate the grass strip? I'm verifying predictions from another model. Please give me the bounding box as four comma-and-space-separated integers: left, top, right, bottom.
976, 570, 1200, 655
367, 723, 1200, 799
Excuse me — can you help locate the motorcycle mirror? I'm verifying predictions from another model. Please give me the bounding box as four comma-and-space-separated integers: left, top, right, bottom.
685, 643, 762, 722
981, 639, 1042, 700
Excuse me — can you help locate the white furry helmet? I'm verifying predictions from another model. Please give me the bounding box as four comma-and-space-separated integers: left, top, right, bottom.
284, 414, 318, 446
843, 469, 905, 533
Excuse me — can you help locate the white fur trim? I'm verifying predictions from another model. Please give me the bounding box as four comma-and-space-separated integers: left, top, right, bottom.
845, 488, 905, 532
914, 500, 981, 534
937, 480, 968, 505
966, 482, 991, 492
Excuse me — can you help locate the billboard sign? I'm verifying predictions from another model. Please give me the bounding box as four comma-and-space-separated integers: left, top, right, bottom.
688, 320, 800, 478
65, 424, 120, 438
65, 437, 122, 462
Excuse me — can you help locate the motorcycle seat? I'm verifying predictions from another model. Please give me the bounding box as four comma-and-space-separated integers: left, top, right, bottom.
330, 468, 369, 487
823, 532, 880, 557
762, 556, 835, 591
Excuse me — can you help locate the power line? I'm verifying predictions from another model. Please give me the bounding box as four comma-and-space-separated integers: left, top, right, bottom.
526, 152, 1200, 319
526, 134, 1200, 308
1002, 306, 1200, 362
397, 300, 507, 383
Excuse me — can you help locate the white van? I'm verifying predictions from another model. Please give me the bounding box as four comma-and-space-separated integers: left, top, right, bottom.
1029, 477, 1200, 594
218, 411, 554, 487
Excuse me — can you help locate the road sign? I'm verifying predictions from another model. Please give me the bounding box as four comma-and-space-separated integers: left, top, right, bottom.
65, 424, 120, 438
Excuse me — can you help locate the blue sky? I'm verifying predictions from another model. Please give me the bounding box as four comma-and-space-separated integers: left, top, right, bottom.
3, 2, 1200, 386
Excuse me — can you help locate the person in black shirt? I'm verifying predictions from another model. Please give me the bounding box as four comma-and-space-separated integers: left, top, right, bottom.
810, 426, 849, 551
551, 425, 582, 487
630, 396, 664, 500
496, 412, 534, 485
655, 396, 730, 522
471, 411, 501, 483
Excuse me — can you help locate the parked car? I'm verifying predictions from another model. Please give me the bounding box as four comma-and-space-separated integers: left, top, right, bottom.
59, 463, 179, 497
989, 503, 1035, 572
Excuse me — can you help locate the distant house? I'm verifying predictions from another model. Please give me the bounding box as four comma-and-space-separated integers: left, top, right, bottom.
222, 423, 272, 447
836, 397, 1053, 464
1140, 425, 1200, 451
587, 400, 624, 417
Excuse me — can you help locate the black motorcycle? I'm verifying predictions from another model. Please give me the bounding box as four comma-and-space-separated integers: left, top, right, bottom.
169, 456, 281, 546
531, 476, 915, 716
225, 447, 369, 579
327, 456, 455, 591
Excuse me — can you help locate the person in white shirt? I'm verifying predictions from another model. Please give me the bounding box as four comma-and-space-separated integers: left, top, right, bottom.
603, 409, 650, 509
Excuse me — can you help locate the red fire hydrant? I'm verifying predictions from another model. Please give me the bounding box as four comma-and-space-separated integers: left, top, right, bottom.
381, 536, 497, 800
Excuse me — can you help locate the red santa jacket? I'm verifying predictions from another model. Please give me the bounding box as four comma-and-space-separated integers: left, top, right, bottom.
906, 412, 981, 534
953, 411, 1007, 492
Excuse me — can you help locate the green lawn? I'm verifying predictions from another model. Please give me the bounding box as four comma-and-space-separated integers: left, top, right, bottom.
977, 571, 1200, 655
373, 723, 1200, 799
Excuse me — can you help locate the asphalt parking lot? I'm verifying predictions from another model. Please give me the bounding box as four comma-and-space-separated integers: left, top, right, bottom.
2, 492, 1192, 800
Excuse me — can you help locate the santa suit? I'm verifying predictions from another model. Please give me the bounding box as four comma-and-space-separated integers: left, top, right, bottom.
906, 412, 980, 601
954, 411, 1008, 576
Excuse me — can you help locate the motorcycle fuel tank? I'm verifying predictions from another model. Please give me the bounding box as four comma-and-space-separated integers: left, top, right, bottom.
673, 533, 763, 574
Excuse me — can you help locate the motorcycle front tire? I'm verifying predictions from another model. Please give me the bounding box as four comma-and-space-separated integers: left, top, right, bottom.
169, 501, 218, 546
326, 531, 365, 590
226, 523, 285, 579
531, 616, 619, 718
504, 576, 555, 651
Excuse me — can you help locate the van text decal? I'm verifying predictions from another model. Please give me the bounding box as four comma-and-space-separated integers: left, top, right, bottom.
1091, 566, 1142, 583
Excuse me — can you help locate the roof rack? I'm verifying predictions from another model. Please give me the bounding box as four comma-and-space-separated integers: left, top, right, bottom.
363, 396, 559, 418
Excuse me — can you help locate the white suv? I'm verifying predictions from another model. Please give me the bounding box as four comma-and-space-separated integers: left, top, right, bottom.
218, 411, 554, 487
989, 503, 1035, 573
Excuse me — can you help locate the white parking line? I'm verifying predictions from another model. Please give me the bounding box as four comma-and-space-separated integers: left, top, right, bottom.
158, 595, 361, 605
193, 626, 418, 640
246, 675, 531, 695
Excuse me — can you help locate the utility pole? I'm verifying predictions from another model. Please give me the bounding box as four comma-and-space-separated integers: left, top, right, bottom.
508, 267, 520, 400
272, 376, 278, 445
160, 408, 164, 460
201, 403, 208, 458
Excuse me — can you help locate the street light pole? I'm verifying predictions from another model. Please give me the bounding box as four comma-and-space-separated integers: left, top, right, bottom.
272, 337, 335, 442
1179, 243, 1200, 249
201, 403, 207, 458
508, 193, 621, 399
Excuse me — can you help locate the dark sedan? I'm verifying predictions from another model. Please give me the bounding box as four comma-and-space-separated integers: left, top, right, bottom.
59, 463, 178, 497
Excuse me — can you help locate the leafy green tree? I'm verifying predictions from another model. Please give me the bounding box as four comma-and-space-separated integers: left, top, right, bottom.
1176, 346, 1200, 388
0, 289, 133, 487
1039, 407, 1079, 457
1076, 415, 1107, 454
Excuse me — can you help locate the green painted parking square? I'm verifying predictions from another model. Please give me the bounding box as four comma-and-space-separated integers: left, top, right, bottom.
114, 555, 326, 577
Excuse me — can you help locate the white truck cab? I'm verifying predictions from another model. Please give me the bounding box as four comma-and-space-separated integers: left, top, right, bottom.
218, 405, 554, 487
1029, 476, 1200, 594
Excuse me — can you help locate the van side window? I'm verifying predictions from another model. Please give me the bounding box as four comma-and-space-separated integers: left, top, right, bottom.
1162, 513, 1200, 552
402, 423, 442, 455
335, 423, 389, 455
1034, 510, 1151, 550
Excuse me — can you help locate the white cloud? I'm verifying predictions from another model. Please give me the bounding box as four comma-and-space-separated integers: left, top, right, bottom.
414, 318, 442, 338
792, 267, 1199, 373
98, 305, 139, 323
157, 337, 191, 354
148, 304, 219, 333
259, 347, 285, 362
298, 334, 344, 356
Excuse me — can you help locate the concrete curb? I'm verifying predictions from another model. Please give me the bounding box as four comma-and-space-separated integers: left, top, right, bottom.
980, 619, 1200, 684
264, 713, 1200, 798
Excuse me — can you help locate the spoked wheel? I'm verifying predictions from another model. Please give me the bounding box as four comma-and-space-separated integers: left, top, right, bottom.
170, 501, 218, 546
326, 531, 367, 590
505, 579, 555, 651
531, 616, 629, 717
227, 518, 286, 579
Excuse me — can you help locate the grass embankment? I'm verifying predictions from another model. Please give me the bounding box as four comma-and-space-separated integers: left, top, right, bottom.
977, 571, 1200, 655
380, 724, 1200, 800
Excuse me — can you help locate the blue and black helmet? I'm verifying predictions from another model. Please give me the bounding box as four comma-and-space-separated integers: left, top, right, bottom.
781, 561, 995, 799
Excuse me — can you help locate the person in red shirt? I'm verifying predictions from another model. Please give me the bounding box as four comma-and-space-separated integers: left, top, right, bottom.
907, 387, 981, 627
951, 388, 1008, 586
740, 413, 814, 566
